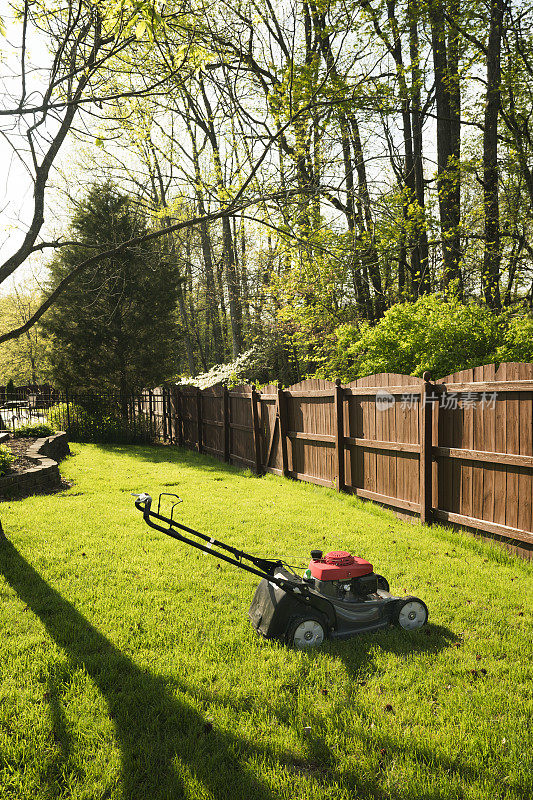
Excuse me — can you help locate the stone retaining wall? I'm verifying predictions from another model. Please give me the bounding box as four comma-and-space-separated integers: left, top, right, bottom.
26, 432, 70, 463
0, 432, 70, 498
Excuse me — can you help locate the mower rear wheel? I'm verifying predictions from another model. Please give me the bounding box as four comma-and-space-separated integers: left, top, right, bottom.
394, 597, 428, 630
287, 616, 326, 649
375, 574, 390, 592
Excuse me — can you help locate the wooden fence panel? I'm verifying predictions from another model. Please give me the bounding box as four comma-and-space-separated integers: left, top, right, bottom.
179, 386, 198, 450
435, 363, 533, 555
283, 379, 337, 487
148, 387, 165, 440
344, 374, 424, 514
229, 385, 255, 468
201, 385, 224, 459
259, 384, 281, 474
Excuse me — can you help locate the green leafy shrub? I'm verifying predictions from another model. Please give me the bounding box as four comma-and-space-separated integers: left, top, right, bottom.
496, 314, 533, 363
12, 423, 55, 439
317, 296, 505, 381
0, 444, 15, 476
47, 402, 154, 444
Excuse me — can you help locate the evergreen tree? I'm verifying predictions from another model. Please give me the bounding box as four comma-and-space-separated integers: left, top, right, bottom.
42, 183, 179, 396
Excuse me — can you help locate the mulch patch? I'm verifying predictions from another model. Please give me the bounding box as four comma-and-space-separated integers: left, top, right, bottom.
3, 437, 40, 474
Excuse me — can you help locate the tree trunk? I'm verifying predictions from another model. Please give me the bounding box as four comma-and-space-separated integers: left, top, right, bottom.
177, 282, 196, 375
430, 0, 462, 291
350, 116, 385, 318
483, 0, 504, 310
185, 117, 225, 363
198, 81, 244, 357
409, 0, 431, 293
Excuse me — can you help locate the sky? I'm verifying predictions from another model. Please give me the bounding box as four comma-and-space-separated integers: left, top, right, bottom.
0, 4, 76, 293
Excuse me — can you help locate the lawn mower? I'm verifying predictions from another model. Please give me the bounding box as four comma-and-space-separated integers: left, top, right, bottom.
133, 492, 428, 649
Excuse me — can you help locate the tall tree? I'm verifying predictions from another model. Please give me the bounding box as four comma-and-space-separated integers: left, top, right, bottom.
429, 0, 462, 290
42, 184, 180, 395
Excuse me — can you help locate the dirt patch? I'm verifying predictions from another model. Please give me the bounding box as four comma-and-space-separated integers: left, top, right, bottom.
3, 437, 40, 474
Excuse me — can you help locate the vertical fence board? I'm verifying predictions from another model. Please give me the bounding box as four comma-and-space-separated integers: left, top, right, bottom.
482, 364, 496, 523
420, 376, 433, 523
505, 363, 520, 529
438, 383, 452, 513
493, 366, 507, 525
518, 363, 533, 535
470, 367, 484, 522
278, 384, 289, 477
334, 380, 344, 491
251, 386, 261, 475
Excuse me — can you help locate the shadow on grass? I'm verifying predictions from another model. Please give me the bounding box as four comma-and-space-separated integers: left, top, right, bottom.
92, 442, 246, 474
0, 538, 277, 800
169, 624, 499, 800
2, 535, 509, 800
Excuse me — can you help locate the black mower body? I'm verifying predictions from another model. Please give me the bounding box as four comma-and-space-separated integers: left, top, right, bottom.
248, 567, 404, 644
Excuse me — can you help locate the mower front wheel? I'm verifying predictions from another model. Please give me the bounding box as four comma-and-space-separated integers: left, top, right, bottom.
394, 597, 428, 630
287, 615, 326, 649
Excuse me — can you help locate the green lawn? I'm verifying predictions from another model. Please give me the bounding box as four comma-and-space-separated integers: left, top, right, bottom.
0, 444, 531, 800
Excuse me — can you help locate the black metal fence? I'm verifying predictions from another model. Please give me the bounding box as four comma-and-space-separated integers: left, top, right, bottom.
0, 386, 55, 432
0, 386, 169, 444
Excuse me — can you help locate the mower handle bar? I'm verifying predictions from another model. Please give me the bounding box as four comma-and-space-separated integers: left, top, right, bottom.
133, 493, 297, 592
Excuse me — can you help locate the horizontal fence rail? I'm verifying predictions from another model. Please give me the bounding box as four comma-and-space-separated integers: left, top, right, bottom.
3, 365, 531, 558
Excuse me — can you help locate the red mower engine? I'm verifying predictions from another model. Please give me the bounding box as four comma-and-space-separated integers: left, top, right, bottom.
309, 550, 387, 599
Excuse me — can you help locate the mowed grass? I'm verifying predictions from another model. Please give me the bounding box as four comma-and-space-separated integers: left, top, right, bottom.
0, 444, 532, 800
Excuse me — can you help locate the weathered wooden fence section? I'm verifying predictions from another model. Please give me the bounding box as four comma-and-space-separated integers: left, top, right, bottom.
141, 362, 532, 558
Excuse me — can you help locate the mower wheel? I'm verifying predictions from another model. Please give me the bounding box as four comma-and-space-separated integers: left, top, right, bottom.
375, 574, 390, 592
394, 597, 428, 630
287, 615, 326, 649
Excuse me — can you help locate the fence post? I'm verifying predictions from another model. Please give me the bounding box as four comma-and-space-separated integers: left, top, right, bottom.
172, 387, 181, 447
166, 387, 173, 444
65, 388, 71, 431
166, 388, 171, 443
277, 383, 289, 478
223, 386, 230, 463
148, 389, 154, 436
130, 393, 135, 439
334, 379, 345, 492
196, 387, 203, 453
161, 388, 168, 442
251, 385, 262, 475
420, 371, 434, 524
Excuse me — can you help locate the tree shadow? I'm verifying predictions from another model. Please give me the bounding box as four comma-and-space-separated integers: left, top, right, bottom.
4, 536, 519, 800
92, 443, 244, 474
167, 623, 506, 800
0, 538, 277, 800
40, 666, 75, 796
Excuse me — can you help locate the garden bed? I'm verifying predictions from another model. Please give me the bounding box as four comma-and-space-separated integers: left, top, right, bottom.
0, 431, 70, 499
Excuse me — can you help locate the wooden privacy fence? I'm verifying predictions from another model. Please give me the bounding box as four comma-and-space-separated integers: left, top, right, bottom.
139, 362, 532, 558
